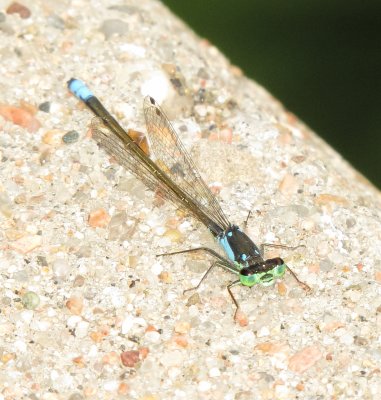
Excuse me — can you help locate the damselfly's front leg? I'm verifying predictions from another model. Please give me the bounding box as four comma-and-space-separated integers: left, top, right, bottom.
260, 243, 311, 291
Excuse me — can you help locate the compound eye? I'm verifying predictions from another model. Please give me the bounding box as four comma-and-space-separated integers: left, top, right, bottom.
265, 257, 284, 266
239, 269, 262, 287
240, 266, 253, 276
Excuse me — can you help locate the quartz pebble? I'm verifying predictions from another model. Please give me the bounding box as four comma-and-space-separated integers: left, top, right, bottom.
52, 258, 70, 278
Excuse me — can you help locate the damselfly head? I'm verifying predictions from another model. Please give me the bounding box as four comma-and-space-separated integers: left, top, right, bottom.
239, 257, 286, 287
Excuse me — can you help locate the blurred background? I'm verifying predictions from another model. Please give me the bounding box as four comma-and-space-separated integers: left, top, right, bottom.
161, 0, 380, 188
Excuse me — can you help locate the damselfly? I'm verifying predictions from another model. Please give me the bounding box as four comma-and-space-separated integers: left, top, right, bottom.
67, 78, 311, 319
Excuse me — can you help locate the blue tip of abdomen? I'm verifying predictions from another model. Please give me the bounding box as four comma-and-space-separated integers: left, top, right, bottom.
67, 78, 94, 102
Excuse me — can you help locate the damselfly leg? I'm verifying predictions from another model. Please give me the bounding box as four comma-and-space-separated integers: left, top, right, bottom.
157, 247, 241, 308
227, 280, 242, 320
260, 243, 311, 291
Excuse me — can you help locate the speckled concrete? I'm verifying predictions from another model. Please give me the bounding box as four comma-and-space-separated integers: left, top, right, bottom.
1, 1, 381, 399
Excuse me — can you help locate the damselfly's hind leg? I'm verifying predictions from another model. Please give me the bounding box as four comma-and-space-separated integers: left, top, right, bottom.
260, 243, 311, 291
156, 247, 228, 264
285, 266, 311, 291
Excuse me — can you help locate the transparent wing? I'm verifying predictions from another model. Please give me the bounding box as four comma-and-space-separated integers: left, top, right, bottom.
143, 96, 230, 230
91, 117, 169, 196
91, 114, 229, 232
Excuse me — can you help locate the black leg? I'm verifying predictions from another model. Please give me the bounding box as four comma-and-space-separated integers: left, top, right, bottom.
243, 210, 252, 230
286, 266, 311, 291
227, 280, 241, 320
260, 242, 306, 257
183, 261, 220, 294
156, 246, 229, 265
260, 243, 310, 291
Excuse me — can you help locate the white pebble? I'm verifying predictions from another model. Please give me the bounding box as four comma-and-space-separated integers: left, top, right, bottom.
145, 330, 161, 343
104, 380, 119, 391
74, 231, 84, 240
257, 326, 270, 337
141, 71, 170, 104
14, 339, 27, 352
339, 332, 354, 345
50, 369, 59, 381
119, 43, 146, 58
31, 319, 51, 332
209, 367, 221, 378
0, 322, 13, 336
67, 315, 81, 329
160, 350, 184, 367
198, 380, 211, 392
75, 320, 89, 338
20, 310, 34, 324
52, 258, 70, 278
121, 315, 135, 334
168, 367, 181, 380
239, 330, 256, 345
151, 262, 163, 275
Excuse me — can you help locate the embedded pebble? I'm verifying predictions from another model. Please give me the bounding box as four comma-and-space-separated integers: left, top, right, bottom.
144, 330, 161, 344
100, 19, 129, 39
235, 309, 248, 327
339, 332, 354, 345
163, 228, 183, 243
173, 335, 188, 348
208, 367, 221, 378
278, 173, 299, 195
62, 130, 80, 144
198, 380, 212, 392
75, 320, 89, 338
160, 350, 184, 367
0, 192, 13, 218
120, 350, 140, 368
52, 258, 71, 278
88, 208, 111, 228
158, 271, 172, 283
42, 129, 65, 145
66, 296, 84, 315
257, 326, 270, 337
141, 71, 171, 103
38, 101, 51, 112
185, 292, 201, 306
174, 321, 191, 334
6, 2, 31, 18
22, 291, 40, 310
9, 235, 42, 254
288, 346, 322, 373
255, 342, 289, 355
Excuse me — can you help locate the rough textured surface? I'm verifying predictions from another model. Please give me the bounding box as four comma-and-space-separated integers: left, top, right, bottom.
1, 1, 381, 399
